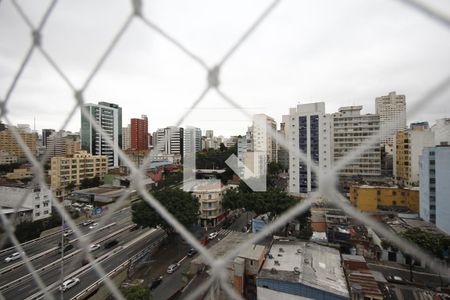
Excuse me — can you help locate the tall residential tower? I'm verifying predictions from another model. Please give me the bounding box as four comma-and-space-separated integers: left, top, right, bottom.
81, 102, 122, 168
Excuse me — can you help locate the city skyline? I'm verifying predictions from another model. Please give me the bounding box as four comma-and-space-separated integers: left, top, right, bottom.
1, 1, 450, 136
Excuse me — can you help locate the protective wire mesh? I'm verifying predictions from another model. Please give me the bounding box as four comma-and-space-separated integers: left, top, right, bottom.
0, 0, 449, 299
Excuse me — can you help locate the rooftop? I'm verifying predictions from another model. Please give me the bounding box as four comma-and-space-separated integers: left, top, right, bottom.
259, 240, 349, 298
191, 231, 261, 265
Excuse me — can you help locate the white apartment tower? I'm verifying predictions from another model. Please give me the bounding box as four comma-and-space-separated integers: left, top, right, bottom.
332, 106, 381, 177
81, 102, 122, 168
420, 144, 450, 234
252, 114, 277, 163
287, 102, 331, 195
375, 91, 406, 146
122, 124, 131, 150
155, 127, 184, 155
184, 127, 202, 155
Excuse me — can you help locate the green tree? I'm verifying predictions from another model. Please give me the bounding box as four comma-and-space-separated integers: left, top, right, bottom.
80, 176, 102, 189
400, 228, 450, 259
121, 285, 151, 300
132, 189, 199, 233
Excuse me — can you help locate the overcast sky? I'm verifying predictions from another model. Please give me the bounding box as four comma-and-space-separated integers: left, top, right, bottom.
1, 0, 450, 137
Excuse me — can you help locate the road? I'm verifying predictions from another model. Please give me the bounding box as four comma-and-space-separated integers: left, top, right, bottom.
0, 207, 142, 299
148, 212, 253, 300
0, 207, 130, 265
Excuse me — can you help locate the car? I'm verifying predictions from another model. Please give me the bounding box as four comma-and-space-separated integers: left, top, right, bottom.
89, 244, 101, 252
4, 252, 22, 263
167, 263, 179, 274
130, 224, 140, 231
63, 230, 74, 237
208, 232, 218, 240
89, 223, 98, 229
59, 244, 74, 254
59, 277, 80, 292
82, 220, 94, 227
85, 205, 94, 210
187, 248, 198, 257
104, 240, 119, 249
386, 275, 407, 283
148, 276, 163, 290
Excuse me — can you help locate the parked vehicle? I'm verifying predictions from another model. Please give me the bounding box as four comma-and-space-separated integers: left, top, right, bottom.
4, 252, 22, 263
59, 277, 80, 292
148, 276, 163, 290
208, 232, 218, 240
104, 240, 118, 249
167, 263, 179, 274
89, 222, 98, 229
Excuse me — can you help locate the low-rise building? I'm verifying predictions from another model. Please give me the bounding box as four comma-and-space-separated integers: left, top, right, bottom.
68, 185, 138, 205
191, 180, 230, 227
50, 150, 108, 197
189, 231, 266, 299
6, 168, 33, 180
0, 184, 52, 222
349, 185, 419, 213
256, 240, 349, 300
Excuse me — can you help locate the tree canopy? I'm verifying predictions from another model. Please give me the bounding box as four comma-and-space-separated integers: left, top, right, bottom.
400, 227, 450, 259
121, 285, 151, 300
80, 176, 102, 189
132, 189, 199, 233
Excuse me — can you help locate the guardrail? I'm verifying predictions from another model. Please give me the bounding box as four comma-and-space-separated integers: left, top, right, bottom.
0, 222, 118, 276
0, 222, 132, 292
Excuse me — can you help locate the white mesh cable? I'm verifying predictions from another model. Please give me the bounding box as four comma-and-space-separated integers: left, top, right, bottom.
1, 0, 450, 299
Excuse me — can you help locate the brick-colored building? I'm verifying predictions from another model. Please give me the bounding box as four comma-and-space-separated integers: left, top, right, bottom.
130, 115, 148, 150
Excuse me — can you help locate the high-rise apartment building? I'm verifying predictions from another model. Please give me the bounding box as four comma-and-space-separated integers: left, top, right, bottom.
252, 114, 277, 163
432, 118, 450, 146
277, 115, 289, 170
420, 144, 450, 234
122, 125, 131, 151
393, 122, 434, 186
81, 102, 122, 168
205, 130, 214, 139
130, 115, 148, 150
184, 127, 202, 155
332, 106, 381, 178
50, 150, 108, 197
287, 102, 331, 194
0, 126, 38, 158
375, 91, 406, 146
42, 129, 55, 147
155, 127, 184, 155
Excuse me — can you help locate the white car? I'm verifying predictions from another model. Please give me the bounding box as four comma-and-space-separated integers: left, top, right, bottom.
208, 232, 218, 240
89, 244, 101, 252
59, 277, 80, 292
89, 223, 98, 229
166, 263, 179, 274
63, 230, 74, 237
4, 252, 22, 263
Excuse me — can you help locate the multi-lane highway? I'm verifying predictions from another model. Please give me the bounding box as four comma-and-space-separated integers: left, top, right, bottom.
0, 207, 163, 299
